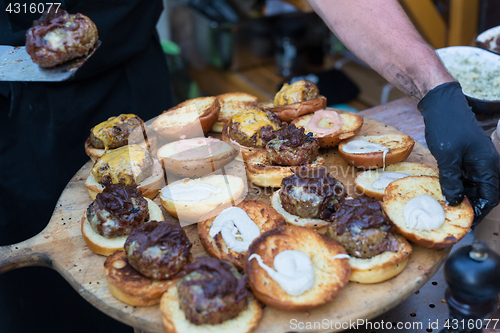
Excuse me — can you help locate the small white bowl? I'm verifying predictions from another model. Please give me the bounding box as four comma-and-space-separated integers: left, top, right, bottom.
436, 46, 500, 115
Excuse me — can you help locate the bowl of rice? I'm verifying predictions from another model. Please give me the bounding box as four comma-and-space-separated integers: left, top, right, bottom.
436, 46, 500, 115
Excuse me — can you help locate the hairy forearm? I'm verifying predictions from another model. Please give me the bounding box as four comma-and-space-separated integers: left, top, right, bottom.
308, 0, 455, 101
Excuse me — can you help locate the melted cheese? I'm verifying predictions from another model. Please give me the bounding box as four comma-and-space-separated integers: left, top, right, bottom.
231, 109, 279, 138
91, 114, 138, 150
91, 145, 150, 185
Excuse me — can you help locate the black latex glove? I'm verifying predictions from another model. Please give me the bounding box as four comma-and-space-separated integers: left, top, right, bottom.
418, 82, 500, 225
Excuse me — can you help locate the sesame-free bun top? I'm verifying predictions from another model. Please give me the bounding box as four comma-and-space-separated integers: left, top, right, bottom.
355, 162, 438, 200
291, 110, 364, 148
152, 97, 220, 141
160, 174, 245, 223
381, 176, 474, 249
198, 199, 287, 270
338, 134, 415, 169
157, 137, 239, 178
246, 225, 351, 312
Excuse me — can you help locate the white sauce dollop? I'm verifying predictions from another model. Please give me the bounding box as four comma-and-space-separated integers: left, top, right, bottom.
332, 254, 350, 260
372, 172, 410, 189
209, 207, 261, 253
404, 195, 445, 230
342, 140, 390, 168
161, 183, 221, 201
249, 251, 315, 296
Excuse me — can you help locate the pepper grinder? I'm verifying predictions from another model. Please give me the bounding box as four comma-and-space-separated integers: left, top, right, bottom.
440, 240, 500, 333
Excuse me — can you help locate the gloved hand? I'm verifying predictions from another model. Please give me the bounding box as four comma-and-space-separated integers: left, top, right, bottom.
418, 82, 500, 225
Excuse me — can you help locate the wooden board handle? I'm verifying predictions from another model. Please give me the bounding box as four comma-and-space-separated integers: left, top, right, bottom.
0, 234, 52, 274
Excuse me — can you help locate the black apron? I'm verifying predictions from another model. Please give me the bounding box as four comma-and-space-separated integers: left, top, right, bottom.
0, 1, 173, 331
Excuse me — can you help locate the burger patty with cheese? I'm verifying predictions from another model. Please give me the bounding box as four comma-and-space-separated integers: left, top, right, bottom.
227, 107, 281, 148
92, 144, 154, 187
89, 114, 146, 150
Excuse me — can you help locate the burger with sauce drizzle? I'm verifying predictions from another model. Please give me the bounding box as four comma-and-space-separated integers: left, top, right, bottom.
160, 256, 263, 332
325, 196, 412, 283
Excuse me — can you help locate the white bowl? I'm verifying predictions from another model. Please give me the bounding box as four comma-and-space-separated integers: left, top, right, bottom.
436, 46, 500, 114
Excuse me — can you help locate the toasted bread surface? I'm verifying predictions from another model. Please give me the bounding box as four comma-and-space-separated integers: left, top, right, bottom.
355, 162, 438, 200
160, 284, 262, 333
152, 97, 220, 140
81, 198, 164, 256
157, 138, 239, 178
292, 111, 364, 148
270, 190, 330, 229
246, 225, 351, 311
338, 134, 415, 169
381, 176, 474, 248
348, 234, 412, 283
212, 92, 258, 133
198, 200, 286, 269
245, 150, 325, 188
104, 250, 177, 306
160, 175, 245, 223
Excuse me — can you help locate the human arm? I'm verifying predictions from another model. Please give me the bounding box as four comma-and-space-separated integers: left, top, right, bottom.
308, 0, 499, 222
308, 0, 453, 100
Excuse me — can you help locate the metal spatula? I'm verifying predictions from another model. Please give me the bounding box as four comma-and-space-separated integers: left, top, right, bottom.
0, 40, 101, 82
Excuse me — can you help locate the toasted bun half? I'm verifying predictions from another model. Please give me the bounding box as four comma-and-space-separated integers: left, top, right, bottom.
85, 160, 164, 201
270, 189, 329, 229
198, 200, 287, 270
338, 134, 415, 169
221, 123, 263, 161
381, 176, 474, 249
355, 162, 439, 201
152, 97, 220, 141
160, 175, 245, 223
246, 225, 351, 311
246, 150, 325, 188
84, 135, 158, 163
81, 199, 164, 256
348, 234, 412, 283
267, 96, 327, 122
291, 111, 364, 148
160, 284, 262, 333
212, 92, 258, 133
104, 250, 177, 306
157, 138, 239, 178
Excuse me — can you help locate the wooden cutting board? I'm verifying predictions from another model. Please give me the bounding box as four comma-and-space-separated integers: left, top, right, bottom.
0, 113, 450, 333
